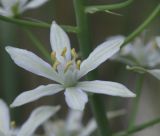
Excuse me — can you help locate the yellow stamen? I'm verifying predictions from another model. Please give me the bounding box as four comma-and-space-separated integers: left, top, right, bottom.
61, 47, 67, 57
53, 61, 60, 70
51, 51, 56, 61
71, 48, 78, 59
64, 61, 73, 73
76, 60, 81, 70
11, 121, 16, 128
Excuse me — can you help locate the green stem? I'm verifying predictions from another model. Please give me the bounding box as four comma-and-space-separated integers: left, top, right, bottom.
113, 117, 160, 136
24, 29, 51, 62
0, 15, 79, 33
128, 74, 144, 130
0, 22, 19, 118
123, 4, 160, 46
73, 0, 111, 136
85, 0, 133, 13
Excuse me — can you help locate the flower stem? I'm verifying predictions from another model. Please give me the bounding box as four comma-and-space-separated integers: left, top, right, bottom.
85, 0, 133, 14
128, 74, 144, 130
113, 117, 160, 136
24, 29, 51, 62
123, 4, 160, 46
0, 15, 79, 33
73, 0, 111, 136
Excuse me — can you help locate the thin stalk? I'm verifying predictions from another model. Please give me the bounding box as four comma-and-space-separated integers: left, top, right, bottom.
113, 117, 160, 136
73, 0, 111, 136
0, 15, 79, 33
128, 74, 144, 130
123, 4, 160, 46
24, 29, 51, 62
85, 0, 133, 14
0, 22, 18, 118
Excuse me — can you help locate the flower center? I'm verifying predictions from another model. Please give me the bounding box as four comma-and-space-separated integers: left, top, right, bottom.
50, 47, 81, 73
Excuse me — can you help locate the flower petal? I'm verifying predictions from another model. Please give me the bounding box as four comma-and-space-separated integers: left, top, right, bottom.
78, 37, 124, 78
78, 119, 96, 136
0, 99, 10, 135
66, 110, 83, 132
50, 22, 71, 61
147, 69, 160, 80
77, 80, 135, 97
23, 0, 49, 10
5, 46, 63, 83
1, 0, 16, 8
0, 7, 7, 16
0, 131, 5, 136
156, 36, 160, 48
78, 109, 126, 136
64, 88, 88, 111
17, 105, 60, 136
11, 84, 64, 107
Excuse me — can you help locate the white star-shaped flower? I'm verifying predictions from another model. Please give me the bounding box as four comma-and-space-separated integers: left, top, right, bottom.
0, 99, 60, 136
111, 35, 160, 81
6, 22, 135, 111
112, 35, 160, 68
0, 0, 49, 17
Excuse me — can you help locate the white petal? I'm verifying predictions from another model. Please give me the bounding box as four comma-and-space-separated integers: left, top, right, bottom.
77, 80, 136, 97
66, 110, 83, 132
50, 22, 71, 61
0, 7, 7, 16
147, 69, 160, 80
17, 105, 60, 136
78, 119, 96, 136
11, 84, 64, 107
23, 0, 49, 10
156, 36, 160, 48
6, 46, 63, 83
0, 131, 5, 136
20, 0, 28, 6
64, 88, 88, 111
0, 99, 10, 135
79, 109, 126, 136
78, 37, 124, 78
1, 0, 16, 8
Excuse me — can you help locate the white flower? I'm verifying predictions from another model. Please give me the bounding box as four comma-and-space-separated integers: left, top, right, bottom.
0, 0, 49, 17
6, 22, 135, 111
112, 35, 160, 80
112, 35, 160, 68
43, 109, 126, 136
0, 99, 60, 136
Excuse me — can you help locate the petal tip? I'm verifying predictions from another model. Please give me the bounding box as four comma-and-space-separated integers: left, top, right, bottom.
128, 92, 136, 97
5, 46, 11, 52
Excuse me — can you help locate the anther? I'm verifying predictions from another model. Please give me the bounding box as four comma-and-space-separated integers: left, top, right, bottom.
61, 47, 67, 57
71, 48, 78, 59
51, 51, 56, 61
64, 61, 73, 73
11, 121, 16, 128
76, 60, 81, 70
53, 61, 60, 70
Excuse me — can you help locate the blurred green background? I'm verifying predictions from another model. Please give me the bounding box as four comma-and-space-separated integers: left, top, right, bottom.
0, 0, 160, 135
